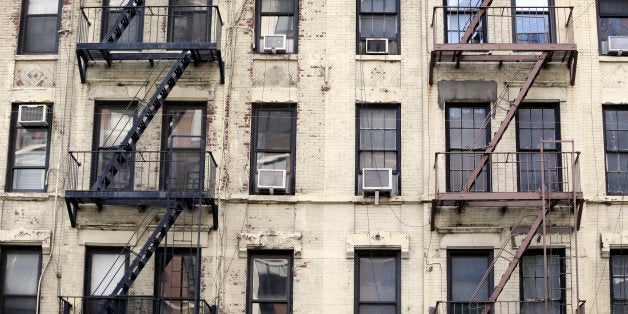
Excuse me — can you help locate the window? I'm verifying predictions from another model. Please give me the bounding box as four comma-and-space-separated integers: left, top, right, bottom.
516, 105, 561, 192
250, 104, 296, 195
155, 249, 200, 313
0, 247, 42, 313
247, 251, 293, 314
355, 251, 400, 314
356, 105, 400, 196
84, 247, 129, 313
520, 250, 565, 314
445, 105, 490, 192
513, 0, 553, 44
7, 104, 52, 192
445, 0, 486, 44
447, 250, 493, 314
18, 0, 61, 54
93, 103, 136, 190
357, 0, 400, 54
597, 0, 628, 55
611, 251, 628, 313
162, 103, 206, 190
101, 0, 143, 43
256, 0, 298, 53
603, 107, 628, 195
169, 0, 209, 43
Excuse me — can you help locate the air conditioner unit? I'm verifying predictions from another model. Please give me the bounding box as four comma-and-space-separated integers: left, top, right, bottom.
362, 168, 393, 191
17, 105, 48, 126
608, 36, 628, 56
365, 38, 389, 54
257, 169, 287, 191
263, 35, 287, 53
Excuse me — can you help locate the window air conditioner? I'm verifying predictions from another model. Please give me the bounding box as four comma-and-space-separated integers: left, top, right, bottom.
257, 169, 287, 191
362, 168, 393, 192
365, 38, 389, 54
17, 105, 48, 126
263, 35, 287, 53
608, 36, 628, 56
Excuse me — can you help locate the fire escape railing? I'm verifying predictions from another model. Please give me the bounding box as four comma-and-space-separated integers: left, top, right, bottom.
59, 295, 216, 314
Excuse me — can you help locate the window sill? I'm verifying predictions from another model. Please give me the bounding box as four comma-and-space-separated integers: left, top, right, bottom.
252, 54, 298, 61
14, 55, 59, 61
247, 194, 298, 203
356, 54, 401, 61
0, 192, 51, 201
599, 55, 628, 62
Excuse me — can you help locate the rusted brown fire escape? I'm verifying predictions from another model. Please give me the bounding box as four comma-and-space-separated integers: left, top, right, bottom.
429, 1, 584, 313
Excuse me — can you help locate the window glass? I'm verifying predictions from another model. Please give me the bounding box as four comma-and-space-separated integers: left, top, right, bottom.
169, 0, 208, 43
14, 129, 48, 167
103, 0, 143, 43
445, 0, 485, 44
356, 252, 399, 314
257, 0, 297, 53
448, 251, 492, 313
19, 0, 60, 54
1, 249, 41, 313
94, 105, 135, 191
248, 253, 292, 314
597, 0, 628, 55
251, 106, 295, 194
99, 108, 134, 147
357, 0, 399, 54
163, 106, 205, 191
604, 108, 628, 195
521, 252, 564, 313
357, 106, 400, 196
90, 253, 126, 295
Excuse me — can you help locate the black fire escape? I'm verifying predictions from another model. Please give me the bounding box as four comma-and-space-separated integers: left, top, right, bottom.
60, 0, 222, 313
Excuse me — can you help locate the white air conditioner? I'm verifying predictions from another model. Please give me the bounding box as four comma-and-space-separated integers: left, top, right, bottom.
608, 36, 628, 56
365, 38, 389, 54
263, 35, 287, 53
362, 168, 393, 191
17, 105, 48, 126
257, 169, 287, 191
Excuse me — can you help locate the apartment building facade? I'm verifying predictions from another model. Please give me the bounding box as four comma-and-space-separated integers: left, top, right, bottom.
0, 0, 626, 313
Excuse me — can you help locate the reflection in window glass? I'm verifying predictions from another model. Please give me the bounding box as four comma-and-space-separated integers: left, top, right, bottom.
94, 105, 135, 191
102, 0, 143, 43
356, 252, 399, 314
156, 249, 199, 313
169, 0, 208, 43
445, 0, 484, 44
248, 253, 292, 314
448, 250, 492, 314
597, 0, 628, 54
612, 253, 628, 313
163, 106, 205, 191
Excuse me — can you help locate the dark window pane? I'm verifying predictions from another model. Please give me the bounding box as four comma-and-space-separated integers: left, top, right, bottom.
360, 0, 373, 13
261, 0, 293, 12
450, 255, 490, 300
168, 151, 202, 190
257, 110, 292, 150
359, 257, 396, 302
359, 304, 397, 314
384, 0, 396, 12
599, 0, 628, 15
3, 297, 37, 313
23, 15, 58, 53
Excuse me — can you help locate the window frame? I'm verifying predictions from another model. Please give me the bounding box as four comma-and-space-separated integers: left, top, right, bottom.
510, 0, 556, 44
255, 0, 299, 54
246, 250, 294, 314
6, 103, 53, 192
445, 103, 491, 192
354, 250, 401, 314
447, 249, 494, 314
518, 249, 565, 314
18, 0, 62, 54
355, 104, 401, 196
249, 103, 297, 195
91, 102, 137, 191
443, 0, 488, 44
611, 250, 628, 313
356, 0, 401, 54
602, 106, 628, 195
160, 102, 207, 191
100, 0, 144, 43
0, 246, 42, 313
596, 0, 628, 55
515, 104, 562, 192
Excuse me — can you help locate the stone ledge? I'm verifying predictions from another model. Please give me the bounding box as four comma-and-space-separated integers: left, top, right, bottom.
238, 229, 302, 258
347, 231, 409, 259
